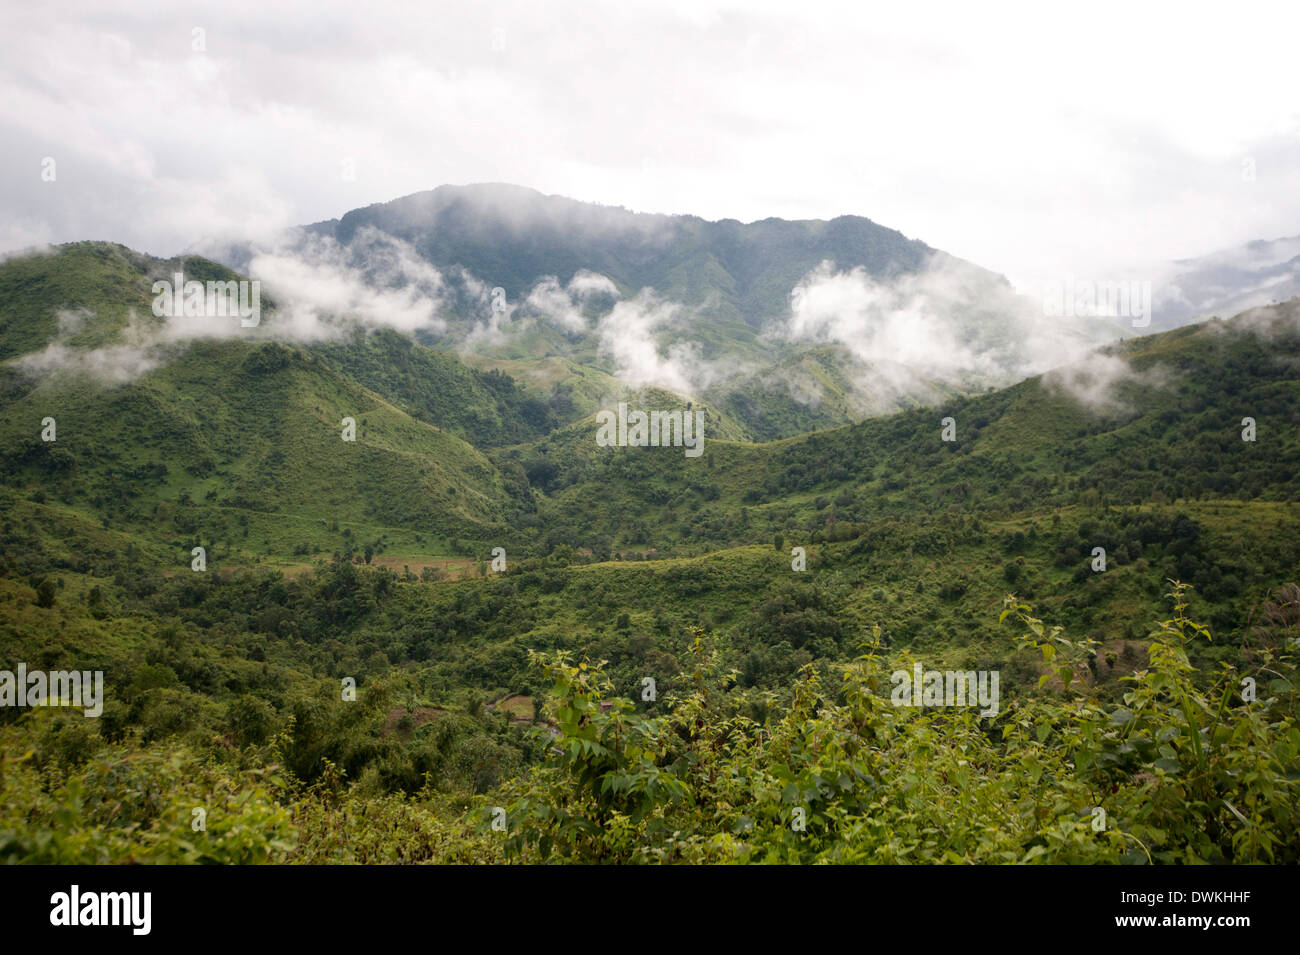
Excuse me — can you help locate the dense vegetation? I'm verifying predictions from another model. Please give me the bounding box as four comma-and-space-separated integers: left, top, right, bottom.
0, 245, 1297, 863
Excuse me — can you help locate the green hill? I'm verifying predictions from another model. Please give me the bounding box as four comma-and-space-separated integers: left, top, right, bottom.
0, 337, 530, 564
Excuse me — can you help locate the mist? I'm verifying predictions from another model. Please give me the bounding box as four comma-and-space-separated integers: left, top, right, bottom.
779, 254, 1132, 412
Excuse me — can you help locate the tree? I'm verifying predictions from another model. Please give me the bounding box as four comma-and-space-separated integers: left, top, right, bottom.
227, 694, 276, 746
87, 585, 107, 619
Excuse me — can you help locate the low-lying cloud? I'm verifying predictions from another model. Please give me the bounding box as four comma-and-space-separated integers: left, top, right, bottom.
594, 291, 724, 395
7, 228, 457, 385
525, 269, 618, 334
12, 307, 168, 384
9, 227, 1176, 417
1041, 350, 1172, 413
247, 226, 449, 340
780, 254, 1130, 410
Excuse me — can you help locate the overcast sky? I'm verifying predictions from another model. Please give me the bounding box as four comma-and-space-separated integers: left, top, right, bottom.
3, 0, 1298, 290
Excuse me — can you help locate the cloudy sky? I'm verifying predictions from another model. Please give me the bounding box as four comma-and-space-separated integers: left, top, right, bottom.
3, 0, 1298, 290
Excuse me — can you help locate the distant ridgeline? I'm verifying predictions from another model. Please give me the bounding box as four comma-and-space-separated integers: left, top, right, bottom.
215, 183, 1124, 441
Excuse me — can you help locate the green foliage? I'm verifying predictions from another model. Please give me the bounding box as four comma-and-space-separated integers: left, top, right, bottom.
34, 576, 55, 608
1, 243, 1298, 864
0, 732, 296, 864
500, 649, 693, 861
488, 591, 1298, 863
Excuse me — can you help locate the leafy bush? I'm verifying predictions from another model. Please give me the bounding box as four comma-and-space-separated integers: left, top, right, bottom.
489, 587, 1298, 864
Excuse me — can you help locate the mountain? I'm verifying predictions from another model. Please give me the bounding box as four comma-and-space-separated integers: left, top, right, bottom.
1154, 234, 1300, 330
5, 239, 1297, 576
298, 182, 937, 325
208, 184, 1122, 440
2, 232, 1294, 589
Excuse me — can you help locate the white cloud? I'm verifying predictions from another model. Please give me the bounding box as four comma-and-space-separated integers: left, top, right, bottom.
568, 270, 618, 299
11, 308, 167, 384
15, 340, 163, 384
595, 291, 724, 396
525, 269, 619, 333
247, 226, 449, 340
1, 0, 1297, 288
783, 254, 1122, 403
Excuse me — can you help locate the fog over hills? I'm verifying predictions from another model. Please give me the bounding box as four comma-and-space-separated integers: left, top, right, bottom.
1153, 234, 1300, 331
203, 183, 1123, 439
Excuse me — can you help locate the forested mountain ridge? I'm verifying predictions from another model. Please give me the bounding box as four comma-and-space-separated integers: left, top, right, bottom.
299, 183, 940, 324
208, 184, 1123, 439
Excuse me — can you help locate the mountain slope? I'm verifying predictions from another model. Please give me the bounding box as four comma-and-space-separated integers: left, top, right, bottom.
0, 337, 531, 564
6, 242, 1294, 576
527, 300, 1300, 554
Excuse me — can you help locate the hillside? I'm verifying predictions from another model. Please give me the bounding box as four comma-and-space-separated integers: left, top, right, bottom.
1, 243, 1297, 867
516, 303, 1299, 562
0, 245, 559, 570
